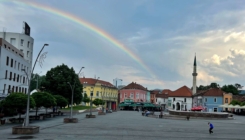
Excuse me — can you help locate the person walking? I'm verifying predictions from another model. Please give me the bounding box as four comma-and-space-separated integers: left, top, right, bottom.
208, 122, 214, 134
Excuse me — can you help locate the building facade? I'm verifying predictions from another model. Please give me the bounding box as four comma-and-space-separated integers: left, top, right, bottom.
223, 92, 233, 111
0, 38, 29, 99
119, 82, 147, 103
150, 90, 159, 104
146, 91, 150, 102
0, 22, 34, 98
201, 88, 224, 112
80, 77, 118, 110
155, 89, 171, 109
168, 86, 193, 111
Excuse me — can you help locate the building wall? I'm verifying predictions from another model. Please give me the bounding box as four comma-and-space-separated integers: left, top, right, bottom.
223, 93, 232, 104
82, 83, 118, 109
168, 97, 192, 111
203, 96, 223, 112
0, 41, 29, 98
150, 93, 156, 104
156, 97, 168, 105
119, 89, 147, 103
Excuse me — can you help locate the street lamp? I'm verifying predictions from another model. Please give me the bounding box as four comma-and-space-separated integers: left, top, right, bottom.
90, 77, 99, 116
67, 66, 85, 119
21, 43, 49, 127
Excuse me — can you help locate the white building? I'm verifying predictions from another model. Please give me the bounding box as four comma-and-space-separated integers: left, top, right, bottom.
155, 89, 172, 109
168, 86, 193, 111
0, 38, 29, 99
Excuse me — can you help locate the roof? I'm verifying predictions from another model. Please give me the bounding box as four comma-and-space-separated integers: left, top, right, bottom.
79, 77, 115, 88
121, 82, 147, 91
169, 86, 192, 97
202, 88, 225, 96
193, 90, 209, 97
233, 95, 245, 102
155, 89, 172, 98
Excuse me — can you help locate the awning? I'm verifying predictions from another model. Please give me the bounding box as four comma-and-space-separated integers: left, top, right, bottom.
118, 104, 129, 107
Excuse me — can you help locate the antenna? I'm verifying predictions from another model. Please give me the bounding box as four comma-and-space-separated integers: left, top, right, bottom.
3, 27, 6, 40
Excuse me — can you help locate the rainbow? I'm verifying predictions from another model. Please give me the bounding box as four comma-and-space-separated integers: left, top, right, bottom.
3, 0, 157, 79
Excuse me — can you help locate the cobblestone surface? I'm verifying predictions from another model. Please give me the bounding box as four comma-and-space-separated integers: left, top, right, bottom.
1, 111, 245, 140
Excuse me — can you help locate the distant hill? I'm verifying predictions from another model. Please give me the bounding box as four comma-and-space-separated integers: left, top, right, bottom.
239, 90, 245, 94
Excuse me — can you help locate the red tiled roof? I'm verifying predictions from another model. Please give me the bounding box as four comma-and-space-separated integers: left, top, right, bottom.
232, 95, 245, 102
121, 82, 147, 91
169, 86, 192, 97
202, 88, 225, 96
155, 89, 172, 98
79, 78, 115, 88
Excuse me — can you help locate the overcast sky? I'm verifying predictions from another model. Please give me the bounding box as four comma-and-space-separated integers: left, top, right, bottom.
1, 0, 245, 90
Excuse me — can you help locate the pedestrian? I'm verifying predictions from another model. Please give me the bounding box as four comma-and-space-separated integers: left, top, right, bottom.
208, 122, 214, 134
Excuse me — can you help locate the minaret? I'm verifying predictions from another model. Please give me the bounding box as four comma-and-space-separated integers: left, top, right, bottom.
192, 54, 198, 95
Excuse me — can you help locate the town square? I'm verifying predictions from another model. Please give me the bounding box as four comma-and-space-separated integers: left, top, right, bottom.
1, 0, 245, 139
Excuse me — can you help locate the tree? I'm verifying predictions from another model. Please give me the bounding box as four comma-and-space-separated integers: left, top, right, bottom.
92, 98, 105, 106
83, 93, 90, 105
222, 85, 239, 95
229, 100, 241, 105
234, 83, 243, 90
32, 92, 57, 115
42, 64, 83, 105
210, 83, 220, 88
30, 74, 46, 91
53, 95, 68, 109
3, 93, 35, 119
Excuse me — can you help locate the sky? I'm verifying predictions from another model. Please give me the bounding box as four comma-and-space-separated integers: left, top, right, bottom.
0, 0, 245, 90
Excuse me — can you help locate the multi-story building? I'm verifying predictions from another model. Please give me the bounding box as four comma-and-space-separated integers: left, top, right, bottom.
80, 77, 118, 110
119, 82, 147, 103
168, 86, 193, 111
155, 89, 171, 109
150, 90, 159, 104
0, 38, 29, 99
202, 88, 224, 112
223, 92, 233, 111
0, 22, 34, 96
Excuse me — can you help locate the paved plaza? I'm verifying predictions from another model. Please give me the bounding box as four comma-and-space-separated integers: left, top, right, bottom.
0, 111, 245, 140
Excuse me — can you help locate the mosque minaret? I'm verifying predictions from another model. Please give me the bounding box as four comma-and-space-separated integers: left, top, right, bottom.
192, 55, 198, 95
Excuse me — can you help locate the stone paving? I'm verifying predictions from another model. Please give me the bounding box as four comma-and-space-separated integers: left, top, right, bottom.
0, 111, 245, 140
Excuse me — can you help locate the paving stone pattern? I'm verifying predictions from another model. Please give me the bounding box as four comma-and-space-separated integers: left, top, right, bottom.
1, 111, 245, 140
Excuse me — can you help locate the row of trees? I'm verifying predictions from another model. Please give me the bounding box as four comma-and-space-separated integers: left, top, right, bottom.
0, 92, 68, 118
197, 83, 243, 95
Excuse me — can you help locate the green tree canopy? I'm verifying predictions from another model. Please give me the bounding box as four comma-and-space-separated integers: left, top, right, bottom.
222, 85, 239, 95
53, 95, 68, 108
92, 98, 105, 106
83, 93, 90, 104
32, 92, 56, 114
30, 74, 46, 91
41, 64, 83, 104
229, 100, 241, 105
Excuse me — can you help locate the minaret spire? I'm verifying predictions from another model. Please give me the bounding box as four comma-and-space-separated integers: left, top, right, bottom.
192, 54, 198, 95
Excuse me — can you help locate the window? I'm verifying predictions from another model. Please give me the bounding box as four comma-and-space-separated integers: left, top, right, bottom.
17, 74, 19, 82
20, 49, 23, 52
14, 61, 16, 69
9, 72, 12, 80
130, 93, 134, 99
13, 73, 16, 81
10, 38, 16, 45
173, 98, 175, 101
11, 59, 13, 67
184, 98, 186, 102
124, 93, 127, 98
27, 41, 30, 48
225, 98, 228, 103
25, 88, 27, 94
6, 56, 9, 66
21, 39, 24, 46
8, 85, 11, 93
16, 86, 18, 92
214, 98, 217, 103
18, 63, 20, 70
5, 70, 8, 79
23, 77, 25, 84
213, 108, 217, 112
3, 84, 6, 94
96, 91, 99, 97
19, 87, 21, 92
120, 93, 122, 98
136, 93, 139, 99
205, 98, 207, 102
27, 51, 29, 57
4, 44, 6, 48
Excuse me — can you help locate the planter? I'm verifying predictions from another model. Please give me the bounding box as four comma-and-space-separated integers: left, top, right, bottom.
63, 118, 78, 123
12, 126, 39, 134
159, 115, 163, 118
1, 119, 5, 125
86, 114, 96, 118
0, 113, 4, 118
98, 112, 106, 115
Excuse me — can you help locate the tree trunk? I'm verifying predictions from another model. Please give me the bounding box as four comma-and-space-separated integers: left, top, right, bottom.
46, 108, 47, 114
36, 107, 38, 117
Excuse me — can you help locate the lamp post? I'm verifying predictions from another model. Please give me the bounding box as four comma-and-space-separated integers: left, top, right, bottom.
89, 77, 99, 116
67, 67, 85, 119
22, 43, 48, 127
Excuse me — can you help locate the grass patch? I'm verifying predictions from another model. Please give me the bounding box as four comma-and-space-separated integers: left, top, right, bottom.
60, 105, 96, 111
